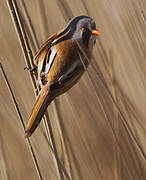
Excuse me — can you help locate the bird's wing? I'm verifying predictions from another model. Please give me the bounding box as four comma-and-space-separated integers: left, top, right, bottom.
45, 40, 81, 83
34, 29, 65, 76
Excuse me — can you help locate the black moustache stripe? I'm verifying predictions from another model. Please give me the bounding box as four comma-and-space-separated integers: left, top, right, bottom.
82, 29, 92, 48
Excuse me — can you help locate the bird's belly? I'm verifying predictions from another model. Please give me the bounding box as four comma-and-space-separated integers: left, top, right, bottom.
53, 66, 85, 96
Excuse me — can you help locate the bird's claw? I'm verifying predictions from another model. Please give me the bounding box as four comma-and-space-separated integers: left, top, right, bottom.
24, 66, 38, 76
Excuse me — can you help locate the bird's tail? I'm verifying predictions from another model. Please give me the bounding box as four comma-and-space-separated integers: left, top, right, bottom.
24, 85, 54, 138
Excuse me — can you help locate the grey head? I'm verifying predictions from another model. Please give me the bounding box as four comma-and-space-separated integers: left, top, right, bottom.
55, 15, 100, 49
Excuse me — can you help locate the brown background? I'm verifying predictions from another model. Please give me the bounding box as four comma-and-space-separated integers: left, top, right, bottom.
0, 0, 146, 179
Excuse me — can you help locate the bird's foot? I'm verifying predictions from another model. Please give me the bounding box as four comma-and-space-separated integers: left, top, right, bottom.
24, 65, 38, 75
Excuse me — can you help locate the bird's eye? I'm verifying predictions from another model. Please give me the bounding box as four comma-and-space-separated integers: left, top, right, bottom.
81, 27, 86, 32
81, 27, 91, 33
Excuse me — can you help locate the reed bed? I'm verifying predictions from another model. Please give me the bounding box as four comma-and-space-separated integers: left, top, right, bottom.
0, 0, 145, 179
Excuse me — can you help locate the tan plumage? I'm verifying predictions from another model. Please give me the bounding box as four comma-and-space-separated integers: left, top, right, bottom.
25, 15, 100, 137
25, 37, 83, 138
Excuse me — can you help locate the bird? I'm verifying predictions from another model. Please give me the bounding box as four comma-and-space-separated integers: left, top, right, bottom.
24, 15, 100, 138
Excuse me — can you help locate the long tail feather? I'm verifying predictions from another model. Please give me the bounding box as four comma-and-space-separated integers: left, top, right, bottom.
25, 85, 53, 138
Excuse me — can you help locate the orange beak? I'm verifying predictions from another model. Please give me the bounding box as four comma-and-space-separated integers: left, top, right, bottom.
91, 30, 101, 36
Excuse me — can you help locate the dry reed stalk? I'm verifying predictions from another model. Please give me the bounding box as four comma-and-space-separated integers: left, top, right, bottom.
77, 47, 140, 179
72, 1, 145, 161
0, 63, 43, 180
6, 0, 38, 95
54, 1, 146, 178
20, 1, 72, 179
6, 0, 146, 179
21, 0, 39, 50
54, 0, 146, 177
6, 0, 70, 179
77, 41, 146, 161
109, 54, 121, 180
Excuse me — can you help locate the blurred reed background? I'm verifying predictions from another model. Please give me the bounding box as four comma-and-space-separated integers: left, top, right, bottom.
0, 0, 146, 179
